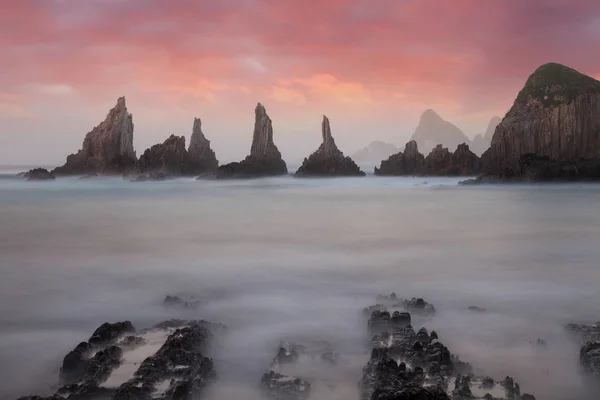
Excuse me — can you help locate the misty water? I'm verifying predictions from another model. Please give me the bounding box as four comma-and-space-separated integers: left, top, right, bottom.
1, 173, 600, 399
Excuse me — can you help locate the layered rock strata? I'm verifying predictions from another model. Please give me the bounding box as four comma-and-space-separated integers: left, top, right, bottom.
53, 97, 136, 175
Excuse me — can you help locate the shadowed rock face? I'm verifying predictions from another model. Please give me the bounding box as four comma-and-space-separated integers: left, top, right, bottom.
188, 118, 219, 172
376, 142, 481, 176
481, 62, 600, 180
53, 97, 136, 175
295, 115, 365, 177
216, 103, 287, 178
374, 140, 425, 176
135, 120, 218, 178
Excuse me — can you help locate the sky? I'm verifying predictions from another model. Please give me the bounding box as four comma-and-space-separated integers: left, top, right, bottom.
1, 0, 599, 165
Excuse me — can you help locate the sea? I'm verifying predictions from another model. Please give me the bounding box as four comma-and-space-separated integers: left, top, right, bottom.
1, 166, 599, 399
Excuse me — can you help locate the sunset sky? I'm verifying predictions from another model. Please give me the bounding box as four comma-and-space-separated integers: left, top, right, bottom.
1, 0, 599, 165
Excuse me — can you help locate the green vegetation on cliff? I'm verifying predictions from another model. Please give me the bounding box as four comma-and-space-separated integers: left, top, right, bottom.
508, 62, 600, 114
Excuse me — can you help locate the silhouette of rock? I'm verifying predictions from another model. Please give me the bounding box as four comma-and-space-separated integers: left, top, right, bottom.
188, 118, 218, 172
480, 62, 600, 181
53, 97, 136, 175
216, 103, 287, 178
295, 115, 364, 176
374, 140, 425, 176
136, 135, 189, 176
410, 109, 470, 154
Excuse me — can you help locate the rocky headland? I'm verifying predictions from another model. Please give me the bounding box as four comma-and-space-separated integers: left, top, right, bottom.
375, 141, 481, 176
215, 103, 288, 179
295, 115, 365, 177
475, 62, 600, 182
21, 168, 56, 181
52, 97, 136, 176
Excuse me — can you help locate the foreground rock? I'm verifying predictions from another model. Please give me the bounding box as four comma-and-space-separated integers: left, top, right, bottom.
295, 116, 365, 177
216, 103, 287, 178
376, 142, 480, 176
188, 118, 219, 173
21, 168, 55, 181
53, 97, 136, 176
566, 321, 600, 381
480, 62, 600, 181
19, 320, 218, 400
361, 294, 536, 400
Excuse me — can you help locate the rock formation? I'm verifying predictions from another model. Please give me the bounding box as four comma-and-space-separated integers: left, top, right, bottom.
21, 168, 55, 181
481, 62, 600, 181
295, 115, 365, 177
410, 109, 470, 154
188, 118, 218, 172
374, 140, 425, 175
134, 119, 218, 179
216, 103, 288, 178
53, 97, 136, 175
376, 142, 481, 176
351, 141, 398, 165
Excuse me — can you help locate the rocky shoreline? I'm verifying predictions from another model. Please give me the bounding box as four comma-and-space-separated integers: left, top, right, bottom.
25, 293, 597, 400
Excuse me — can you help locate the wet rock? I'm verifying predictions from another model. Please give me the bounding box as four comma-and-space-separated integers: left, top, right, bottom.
60, 342, 93, 385
22, 168, 55, 181
163, 295, 201, 309
216, 103, 287, 178
399, 298, 436, 316
468, 306, 487, 313
272, 341, 300, 366
580, 341, 600, 377
53, 97, 136, 175
260, 371, 311, 400
390, 311, 412, 328
295, 115, 364, 177
83, 346, 123, 384
89, 321, 135, 346
131, 171, 170, 182
368, 310, 391, 335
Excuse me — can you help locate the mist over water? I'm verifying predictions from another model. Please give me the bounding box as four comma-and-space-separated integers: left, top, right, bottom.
1, 174, 600, 399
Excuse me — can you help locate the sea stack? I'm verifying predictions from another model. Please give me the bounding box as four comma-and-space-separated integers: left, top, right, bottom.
188, 118, 218, 172
135, 119, 218, 179
53, 97, 136, 175
295, 116, 364, 177
216, 103, 287, 178
481, 62, 600, 181
374, 140, 425, 176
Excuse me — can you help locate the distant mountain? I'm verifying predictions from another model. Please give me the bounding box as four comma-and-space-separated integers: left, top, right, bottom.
410, 109, 470, 154
352, 141, 399, 164
470, 116, 501, 155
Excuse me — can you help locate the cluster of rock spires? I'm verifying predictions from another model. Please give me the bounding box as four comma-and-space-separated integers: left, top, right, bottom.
19, 62, 600, 182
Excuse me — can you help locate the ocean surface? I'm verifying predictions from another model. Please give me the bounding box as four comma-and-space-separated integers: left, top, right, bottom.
1, 169, 600, 399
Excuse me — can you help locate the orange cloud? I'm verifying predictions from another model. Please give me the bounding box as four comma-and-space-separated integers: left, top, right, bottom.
270, 86, 306, 105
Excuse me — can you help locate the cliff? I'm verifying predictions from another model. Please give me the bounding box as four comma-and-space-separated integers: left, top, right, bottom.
295, 115, 365, 177
216, 103, 288, 178
53, 97, 136, 175
482, 62, 600, 178
410, 109, 470, 154
188, 118, 219, 172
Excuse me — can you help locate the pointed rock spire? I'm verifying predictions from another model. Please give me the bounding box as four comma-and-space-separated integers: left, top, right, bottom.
216, 102, 287, 178
188, 117, 218, 171
295, 115, 364, 177
53, 96, 136, 175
